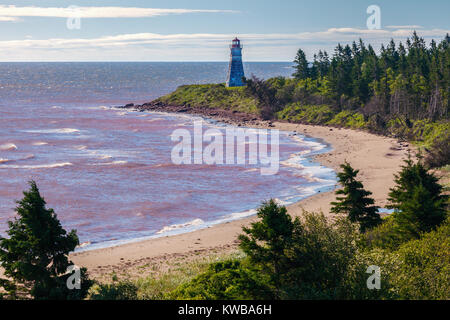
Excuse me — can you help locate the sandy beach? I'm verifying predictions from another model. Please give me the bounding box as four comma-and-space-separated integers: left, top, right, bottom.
71, 119, 413, 281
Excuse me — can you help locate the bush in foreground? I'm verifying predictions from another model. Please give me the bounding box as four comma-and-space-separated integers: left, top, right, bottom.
362, 219, 450, 299
168, 260, 272, 300
87, 281, 138, 300
362, 215, 416, 250
390, 219, 450, 299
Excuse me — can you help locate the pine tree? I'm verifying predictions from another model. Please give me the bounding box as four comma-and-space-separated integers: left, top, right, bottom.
238, 199, 294, 298
0, 181, 90, 299
331, 162, 381, 232
387, 157, 448, 235
293, 48, 309, 79
310, 54, 319, 80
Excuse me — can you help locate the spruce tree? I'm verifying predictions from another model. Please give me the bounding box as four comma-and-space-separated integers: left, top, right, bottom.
387, 157, 448, 235
238, 199, 294, 298
331, 162, 381, 232
0, 181, 90, 299
293, 48, 309, 79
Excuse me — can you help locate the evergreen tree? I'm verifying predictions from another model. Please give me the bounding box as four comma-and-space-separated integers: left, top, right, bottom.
0, 181, 91, 299
317, 50, 330, 77
293, 48, 309, 79
310, 54, 319, 80
238, 199, 294, 298
387, 157, 448, 235
331, 162, 381, 232
397, 42, 408, 74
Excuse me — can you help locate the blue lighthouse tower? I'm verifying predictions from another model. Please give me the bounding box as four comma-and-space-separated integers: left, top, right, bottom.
226, 37, 245, 87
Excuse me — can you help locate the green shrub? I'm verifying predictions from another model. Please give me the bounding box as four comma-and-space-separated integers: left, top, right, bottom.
276, 103, 334, 124
362, 215, 416, 250
390, 220, 450, 299
168, 260, 272, 300
87, 281, 138, 300
360, 219, 450, 300
363, 220, 450, 300
327, 110, 367, 129
410, 120, 450, 147
356, 247, 401, 299
425, 133, 450, 168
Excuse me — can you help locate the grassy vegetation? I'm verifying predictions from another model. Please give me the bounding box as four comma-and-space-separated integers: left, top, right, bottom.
276, 103, 335, 124
386, 118, 450, 145
87, 252, 245, 300
157, 83, 260, 114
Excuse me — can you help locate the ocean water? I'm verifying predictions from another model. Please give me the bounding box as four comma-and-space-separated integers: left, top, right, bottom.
0, 62, 336, 251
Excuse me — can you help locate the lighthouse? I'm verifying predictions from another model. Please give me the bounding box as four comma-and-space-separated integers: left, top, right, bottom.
226, 37, 245, 87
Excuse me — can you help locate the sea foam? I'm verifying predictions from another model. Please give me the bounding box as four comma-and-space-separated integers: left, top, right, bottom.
24, 128, 80, 134
0, 143, 17, 151
157, 218, 205, 234
0, 162, 73, 169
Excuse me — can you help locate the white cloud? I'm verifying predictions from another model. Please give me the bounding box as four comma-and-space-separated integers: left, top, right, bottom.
0, 5, 236, 19
385, 25, 423, 29
0, 16, 19, 22
0, 28, 447, 49
0, 27, 448, 61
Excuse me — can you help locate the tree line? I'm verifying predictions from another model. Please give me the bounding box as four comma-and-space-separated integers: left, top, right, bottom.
244, 32, 449, 167
292, 31, 449, 120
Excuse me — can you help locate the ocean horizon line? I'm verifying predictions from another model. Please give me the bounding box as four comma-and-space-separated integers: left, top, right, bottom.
0, 60, 294, 63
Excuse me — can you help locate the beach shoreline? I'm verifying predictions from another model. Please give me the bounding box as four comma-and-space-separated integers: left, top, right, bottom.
71, 108, 413, 281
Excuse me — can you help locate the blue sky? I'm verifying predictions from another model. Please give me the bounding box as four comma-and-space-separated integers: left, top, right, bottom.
0, 0, 448, 61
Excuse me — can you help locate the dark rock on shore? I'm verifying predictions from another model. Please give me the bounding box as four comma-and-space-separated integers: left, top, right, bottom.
118, 99, 263, 127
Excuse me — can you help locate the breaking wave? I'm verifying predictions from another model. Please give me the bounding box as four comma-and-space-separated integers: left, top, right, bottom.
89, 160, 128, 166
0, 162, 73, 169
157, 218, 205, 235
0, 143, 17, 151
24, 128, 80, 134
32, 141, 48, 146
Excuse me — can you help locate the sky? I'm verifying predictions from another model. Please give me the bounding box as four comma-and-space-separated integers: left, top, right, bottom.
0, 0, 449, 61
